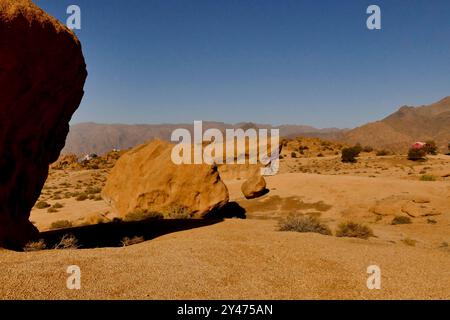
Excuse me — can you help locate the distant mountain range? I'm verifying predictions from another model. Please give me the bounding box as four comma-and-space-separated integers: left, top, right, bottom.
62, 122, 345, 155
63, 96, 450, 155
337, 96, 450, 152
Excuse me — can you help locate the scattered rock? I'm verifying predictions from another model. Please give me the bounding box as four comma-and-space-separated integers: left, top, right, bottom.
102, 140, 229, 218
241, 173, 268, 199
0, 0, 87, 248
412, 196, 431, 204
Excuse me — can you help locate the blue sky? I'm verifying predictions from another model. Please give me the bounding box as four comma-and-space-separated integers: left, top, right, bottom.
35, 0, 450, 128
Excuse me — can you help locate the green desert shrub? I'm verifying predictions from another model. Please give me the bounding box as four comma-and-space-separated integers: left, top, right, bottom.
341, 147, 360, 163
391, 216, 412, 225
278, 215, 332, 236
336, 222, 374, 240
423, 140, 438, 155
408, 148, 426, 161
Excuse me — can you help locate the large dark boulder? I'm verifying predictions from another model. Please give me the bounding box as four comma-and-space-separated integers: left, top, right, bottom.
0, 0, 87, 248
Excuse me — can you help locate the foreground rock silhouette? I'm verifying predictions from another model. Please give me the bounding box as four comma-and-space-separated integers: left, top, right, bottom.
0, 0, 87, 248
102, 140, 229, 219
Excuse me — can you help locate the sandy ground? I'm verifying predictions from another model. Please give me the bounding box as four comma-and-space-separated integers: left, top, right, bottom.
1, 154, 449, 299
0, 219, 449, 299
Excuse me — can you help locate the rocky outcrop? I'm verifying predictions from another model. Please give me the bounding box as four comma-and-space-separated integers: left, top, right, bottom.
241, 173, 268, 199
102, 140, 229, 219
0, 0, 87, 248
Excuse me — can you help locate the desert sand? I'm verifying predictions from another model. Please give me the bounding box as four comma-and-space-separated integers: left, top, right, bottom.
1, 150, 449, 300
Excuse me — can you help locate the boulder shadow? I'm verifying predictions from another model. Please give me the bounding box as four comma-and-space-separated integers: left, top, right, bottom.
207, 201, 247, 219
38, 217, 224, 250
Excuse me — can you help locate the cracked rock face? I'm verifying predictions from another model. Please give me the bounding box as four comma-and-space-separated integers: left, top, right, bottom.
0, 0, 87, 248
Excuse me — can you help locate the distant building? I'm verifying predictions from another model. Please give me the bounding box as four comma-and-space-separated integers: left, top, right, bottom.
411, 142, 426, 150
81, 153, 98, 162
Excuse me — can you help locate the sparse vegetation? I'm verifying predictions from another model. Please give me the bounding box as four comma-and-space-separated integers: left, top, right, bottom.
423, 140, 438, 155
35, 201, 51, 209
291, 152, 297, 158
124, 209, 163, 222
163, 204, 192, 219
420, 174, 436, 181
408, 148, 426, 161
76, 193, 88, 201
278, 215, 332, 236
85, 186, 101, 195
391, 216, 412, 225
23, 239, 47, 252
341, 147, 360, 163
336, 222, 374, 239
402, 238, 417, 247
50, 220, 73, 229
376, 150, 389, 156
121, 236, 145, 246
54, 234, 79, 250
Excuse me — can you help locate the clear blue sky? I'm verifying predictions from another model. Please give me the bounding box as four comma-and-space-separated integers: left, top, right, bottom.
35, 0, 450, 128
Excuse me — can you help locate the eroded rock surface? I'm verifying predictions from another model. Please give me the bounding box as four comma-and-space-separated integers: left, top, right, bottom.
0, 0, 87, 248
102, 140, 229, 219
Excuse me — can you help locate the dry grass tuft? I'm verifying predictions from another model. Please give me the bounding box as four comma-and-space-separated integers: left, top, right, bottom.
23, 239, 47, 252
50, 220, 73, 230
336, 222, 374, 240
391, 216, 412, 225
121, 236, 145, 247
54, 234, 79, 250
278, 215, 332, 236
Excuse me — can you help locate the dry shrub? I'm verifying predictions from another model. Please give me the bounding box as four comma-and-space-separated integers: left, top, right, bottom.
163, 204, 192, 219
121, 236, 145, 247
85, 186, 101, 195
35, 201, 50, 209
47, 207, 58, 213
420, 174, 436, 181
391, 216, 412, 225
336, 222, 374, 240
402, 238, 417, 247
54, 234, 79, 250
23, 239, 47, 252
278, 215, 332, 236
125, 209, 163, 222
52, 202, 64, 209
50, 220, 73, 230
76, 193, 88, 201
